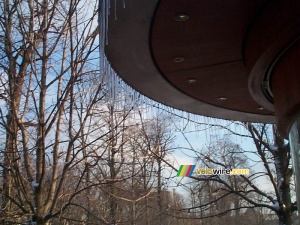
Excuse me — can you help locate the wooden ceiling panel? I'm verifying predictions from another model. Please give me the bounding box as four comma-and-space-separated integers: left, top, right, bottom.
151, 0, 268, 73
165, 61, 271, 114
151, 0, 271, 114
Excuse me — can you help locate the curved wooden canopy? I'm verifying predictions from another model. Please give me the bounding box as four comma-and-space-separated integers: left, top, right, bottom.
105, 0, 300, 128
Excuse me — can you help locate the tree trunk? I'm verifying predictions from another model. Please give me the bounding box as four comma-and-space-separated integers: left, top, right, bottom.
157, 156, 162, 225
2, 114, 16, 218
109, 105, 117, 225
273, 130, 293, 225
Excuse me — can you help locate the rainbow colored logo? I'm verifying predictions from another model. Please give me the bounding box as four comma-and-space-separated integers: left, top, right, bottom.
176, 165, 196, 177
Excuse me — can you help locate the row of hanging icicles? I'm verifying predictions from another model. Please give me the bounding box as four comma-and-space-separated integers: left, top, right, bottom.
97, 0, 246, 138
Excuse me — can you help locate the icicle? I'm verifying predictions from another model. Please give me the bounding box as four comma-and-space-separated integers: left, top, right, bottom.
204, 117, 208, 141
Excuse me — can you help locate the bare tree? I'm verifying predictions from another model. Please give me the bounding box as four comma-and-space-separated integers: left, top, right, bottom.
247, 123, 295, 225
166, 122, 297, 225
0, 0, 112, 223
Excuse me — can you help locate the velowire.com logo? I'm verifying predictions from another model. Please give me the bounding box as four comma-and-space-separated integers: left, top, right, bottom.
176, 165, 196, 177
176, 165, 250, 177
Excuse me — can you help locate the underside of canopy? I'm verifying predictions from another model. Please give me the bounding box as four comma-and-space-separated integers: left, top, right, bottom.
104, 0, 300, 135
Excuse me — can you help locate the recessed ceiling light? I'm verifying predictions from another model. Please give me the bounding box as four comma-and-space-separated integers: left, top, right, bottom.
175, 14, 189, 22
186, 79, 197, 84
257, 106, 264, 110
218, 97, 227, 101
174, 57, 184, 63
